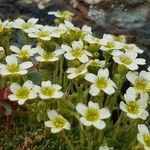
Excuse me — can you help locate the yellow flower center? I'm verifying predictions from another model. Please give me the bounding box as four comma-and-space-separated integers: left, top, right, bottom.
43, 52, 55, 60
96, 77, 108, 89
119, 55, 132, 65
18, 50, 30, 59
106, 42, 115, 49
41, 87, 55, 97
37, 31, 49, 38
21, 23, 32, 30
86, 108, 100, 122
7, 64, 20, 73
144, 134, 150, 147
126, 101, 139, 114
71, 49, 83, 58
134, 78, 149, 92
52, 116, 66, 129
16, 87, 30, 99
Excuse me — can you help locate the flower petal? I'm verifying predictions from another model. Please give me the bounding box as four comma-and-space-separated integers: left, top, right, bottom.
72, 41, 83, 50
67, 73, 77, 79
126, 71, 138, 84
76, 103, 87, 116
8, 94, 18, 101
89, 84, 100, 96
138, 124, 149, 134
18, 100, 26, 105
10, 45, 20, 53
139, 110, 149, 120
10, 83, 21, 93
47, 109, 58, 120
64, 52, 74, 60
61, 45, 71, 52
42, 81, 51, 87
80, 117, 92, 126
64, 122, 71, 130
45, 121, 54, 128
52, 91, 63, 98
79, 54, 89, 63
119, 102, 127, 112
28, 18, 38, 24
98, 68, 109, 78
88, 101, 99, 109
6, 55, 18, 65
19, 62, 33, 69
134, 58, 146, 65
85, 73, 97, 83
23, 80, 33, 90
93, 120, 106, 130
103, 86, 115, 95
51, 128, 61, 133
99, 108, 111, 119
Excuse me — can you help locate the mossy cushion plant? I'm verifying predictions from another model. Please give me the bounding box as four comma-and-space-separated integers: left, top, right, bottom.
0, 10, 150, 150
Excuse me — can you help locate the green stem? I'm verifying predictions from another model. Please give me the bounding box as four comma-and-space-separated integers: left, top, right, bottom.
43, 68, 51, 81
98, 91, 104, 107
79, 124, 84, 150
61, 132, 74, 150
97, 130, 104, 144
59, 56, 64, 85
86, 129, 93, 150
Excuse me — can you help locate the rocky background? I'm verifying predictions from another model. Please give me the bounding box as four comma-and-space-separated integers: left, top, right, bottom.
0, 0, 150, 64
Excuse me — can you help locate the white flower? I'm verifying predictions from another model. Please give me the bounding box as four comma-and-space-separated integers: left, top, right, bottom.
102, 34, 115, 42
112, 50, 145, 70
63, 21, 80, 32
99, 146, 113, 150
100, 41, 124, 52
81, 25, 92, 35
137, 124, 150, 150
84, 34, 106, 45
45, 109, 71, 133
87, 59, 106, 68
76, 101, 110, 129
66, 64, 87, 79
85, 68, 116, 96
120, 88, 149, 120
148, 67, 150, 72
102, 34, 126, 43
35, 46, 64, 62
54, 24, 68, 35
8, 80, 37, 105
123, 43, 143, 54
126, 71, 150, 93
0, 19, 12, 31
12, 18, 41, 33
62, 41, 92, 63
0, 55, 33, 76
10, 45, 37, 60
33, 81, 63, 99
48, 10, 73, 21
28, 25, 60, 41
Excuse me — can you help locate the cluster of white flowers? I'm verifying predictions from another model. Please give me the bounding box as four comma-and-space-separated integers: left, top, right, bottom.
0, 10, 149, 150
8, 80, 63, 105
